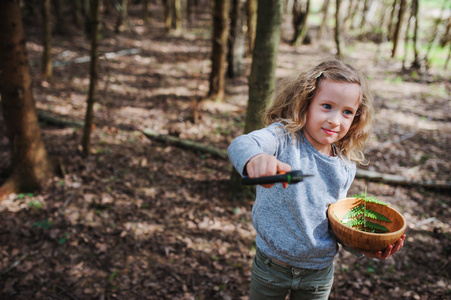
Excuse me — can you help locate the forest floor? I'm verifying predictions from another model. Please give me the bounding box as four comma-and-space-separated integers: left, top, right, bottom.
0, 3, 450, 300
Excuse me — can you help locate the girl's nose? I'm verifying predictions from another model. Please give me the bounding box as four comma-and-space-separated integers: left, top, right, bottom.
327, 114, 340, 126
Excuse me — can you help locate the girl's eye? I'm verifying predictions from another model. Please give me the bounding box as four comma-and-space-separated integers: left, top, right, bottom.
343, 110, 354, 116
322, 104, 332, 109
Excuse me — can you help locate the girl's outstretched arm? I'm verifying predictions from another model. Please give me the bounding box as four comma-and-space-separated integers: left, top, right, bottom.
360, 234, 406, 260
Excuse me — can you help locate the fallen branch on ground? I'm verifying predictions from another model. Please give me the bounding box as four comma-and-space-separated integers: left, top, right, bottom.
38, 110, 84, 128
142, 130, 450, 190
34, 115, 450, 190
355, 169, 451, 190
141, 128, 228, 160
52, 48, 141, 67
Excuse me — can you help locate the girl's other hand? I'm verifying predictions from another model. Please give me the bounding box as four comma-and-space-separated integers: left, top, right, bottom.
246, 154, 292, 188
361, 234, 406, 260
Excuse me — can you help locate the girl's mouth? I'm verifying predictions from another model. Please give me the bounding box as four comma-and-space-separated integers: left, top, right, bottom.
322, 128, 337, 135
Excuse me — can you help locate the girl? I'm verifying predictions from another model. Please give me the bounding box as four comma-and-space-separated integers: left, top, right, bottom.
228, 59, 405, 299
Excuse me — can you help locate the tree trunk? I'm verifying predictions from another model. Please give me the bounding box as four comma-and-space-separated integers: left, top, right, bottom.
73, 0, 84, 29
174, 0, 182, 30
115, 0, 129, 33
227, 0, 246, 78
335, 0, 342, 58
445, 43, 451, 71
104, 0, 113, 15
207, 0, 229, 101
164, 0, 181, 31
401, 3, 412, 70
291, 0, 310, 46
42, 0, 53, 80
358, 0, 370, 31
52, 0, 66, 34
376, 0, 390, 38
186, 0, 195, 25
387, 0, 397, 42
247, 0, 257, 55
81, 0, 101, 156
242, 0, 282, 194
143, 0, 150, 24
230, 0, 283, 201
317, 0, 330, 40
391, 0, 406, 58
440, 16, 450, 47
246, 0, 282, 133
83, 0, 92, 36
347, 0, 360, 30
164, 0, 172, 31
441, 17, 450, 70
343, 0, 355, 30
0, 1, 52, 198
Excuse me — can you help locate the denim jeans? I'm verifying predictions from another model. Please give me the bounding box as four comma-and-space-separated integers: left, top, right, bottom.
250, 248, 334, 300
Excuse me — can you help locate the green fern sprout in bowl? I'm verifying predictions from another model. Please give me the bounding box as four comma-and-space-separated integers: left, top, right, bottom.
328, 197, 406, 252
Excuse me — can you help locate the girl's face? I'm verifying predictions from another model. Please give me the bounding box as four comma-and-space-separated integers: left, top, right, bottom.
303, 79, 361, 156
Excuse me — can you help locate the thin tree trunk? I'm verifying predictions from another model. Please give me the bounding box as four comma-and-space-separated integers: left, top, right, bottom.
291, 0, 310, 46
115, 0, 128, 33
376, 0, 390, 38
445, 43, 451, 71
143, 0, 150, 24
441, 16, 450, 70
387, 0, 397, 42
165, 0, 172, 31
343, 0, 355, 30
318, 0, 330, 40
73, 0, 84, 29
83, 0, 92, 36
358, 0, 370, 31
391, 0, 406, 58
187, 0, 195, 25
0, 1, 52, 198
348, 0, 360, 30
335, 0, 342, 58
42, 0, 53, 80
82, 0, 101, 155
52, 0, 66, 33
440, 16, 450, 47
174, 0, 182, 30
104, 0, 113, 15
247, 0, 257, 55
227, 0, 246, 78
402, 3, 412, 70
207, 0, 229, 101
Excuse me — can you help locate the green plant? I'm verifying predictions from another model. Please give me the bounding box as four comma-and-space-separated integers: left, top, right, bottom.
339, 191, 392, 233
58, 232, 70, 245
33, 219, 53, 229
29, 200, 43, 209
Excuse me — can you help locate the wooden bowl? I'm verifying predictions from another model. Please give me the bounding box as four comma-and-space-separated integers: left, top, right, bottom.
328, 197, 406, 252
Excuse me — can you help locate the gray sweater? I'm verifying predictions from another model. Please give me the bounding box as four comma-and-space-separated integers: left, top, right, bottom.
228, 123, 356, 269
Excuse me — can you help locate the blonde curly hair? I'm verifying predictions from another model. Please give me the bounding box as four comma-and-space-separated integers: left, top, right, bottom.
263, 59, 373, 164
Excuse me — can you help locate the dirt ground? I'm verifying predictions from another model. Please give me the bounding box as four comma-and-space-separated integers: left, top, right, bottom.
0, 3, 450, 300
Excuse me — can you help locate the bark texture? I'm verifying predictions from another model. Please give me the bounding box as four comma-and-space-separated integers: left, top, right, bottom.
208, 0, 230, 101
0, 0, 51, 198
